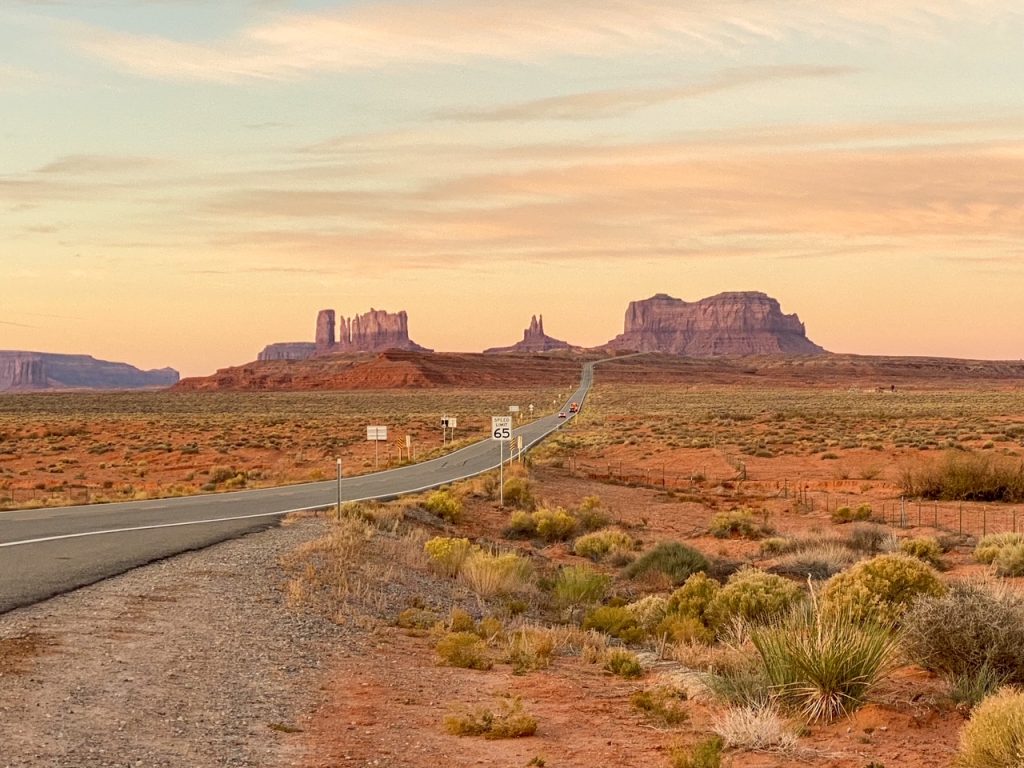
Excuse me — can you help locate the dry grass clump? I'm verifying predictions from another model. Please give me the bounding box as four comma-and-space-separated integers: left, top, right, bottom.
752, 601, 900, 723
552, 564, 610, 615
669, 735, 723, 768
459, 550, 534, 601
820, 553, 945, 627
975, 533, 1024, 576
771, 542, 858, 580
436, 631, 493, 670
625, 594, 670, 634
956, 688, 1024, 768
444, 697, 538, 739
582, 606, 645, 644
902, 452, 1024, 502
831, 504, 873, 524
631, 685, 689, 726
712, 703, 798, 752
708, 508, 773, 540
504, 628, 556, 673
573, 529, 636, 561
424, 536, 474, 577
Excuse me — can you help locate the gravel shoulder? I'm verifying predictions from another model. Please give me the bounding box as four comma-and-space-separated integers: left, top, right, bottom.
0, 516, 340, 768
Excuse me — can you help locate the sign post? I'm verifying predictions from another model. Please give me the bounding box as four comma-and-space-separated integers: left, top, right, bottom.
366, 425, 388, 470
492, 416, 512, 506
336, 457, 342, 517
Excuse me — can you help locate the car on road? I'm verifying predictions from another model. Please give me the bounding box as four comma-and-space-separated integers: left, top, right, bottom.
558, 411, 567, 419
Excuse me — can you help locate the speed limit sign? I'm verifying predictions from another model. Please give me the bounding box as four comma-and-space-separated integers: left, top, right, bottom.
491, 416, 512, 440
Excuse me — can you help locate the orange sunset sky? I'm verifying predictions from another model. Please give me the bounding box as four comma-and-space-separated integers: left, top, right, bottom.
1, 1, 1022, 377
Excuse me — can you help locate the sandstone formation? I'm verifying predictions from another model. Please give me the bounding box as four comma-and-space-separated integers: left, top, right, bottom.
0, 351, 179, 391
484, 315, 574, 354
260, 307, 431, 361
603, 292, 825, 356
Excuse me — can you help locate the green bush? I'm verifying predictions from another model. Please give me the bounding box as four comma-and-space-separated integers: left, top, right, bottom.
436, 631, 493, 670
994, 544, 1024, 577
506, 510, 536, 538
706, 568, 803, 630
902, 580, 1024, 686
582, 605, 645, 644
708, 508, 772, 539
655, 614, 715, 645
533, 507, 578, 542
573, 529, 635, 561
444, 697, 538, 739
625, 595, 669, 633
900, 536, 944, 568
424, 489, 463, 522
625, 542, 709, 586
603, 648, 643, 678
552, 565, 610, 613
667, 572, 721, 624
820, 553, 945, 627
576, 495, 611, 531
957, 688, 1024, 768
752, 601, 900, 723
832, 504, 873, 524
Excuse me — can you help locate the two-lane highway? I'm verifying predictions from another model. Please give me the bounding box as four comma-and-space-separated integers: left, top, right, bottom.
0, 362, 597, 613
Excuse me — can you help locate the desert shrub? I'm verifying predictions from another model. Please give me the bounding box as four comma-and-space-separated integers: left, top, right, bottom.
820, 553, 945, 627
625, 542, 709, 586
631, 685, 688, 726
752, 601, 900, 723
459, 551, 533, 600
760, 536, 793, 556
712, 704, 797, 751
848, 523, 889, 554
656, 614, 716, 645
708, 508, 772, 539
950, 664, 1008, 712
502, 477, 535, 510
974, 532, 1024, 564
552, 565, 610, 614
704, 661, 774, 708
666, 572, 721, 623
436, 632, 493, 670
994, 544, 1024, 577
208, 465, 236, 484
573, 529, 635, 561
603, 648, 643, 678
576, 495, 612, 531
444, 697, 538, 739
424, 489, 463, 523
582, 606, 645, 644
504, 628, 555, 674
533, 507, 577, 542
670, 735, 723, 768
900, 536, 944, 568
396, 607, 440, 630
625, 595, 669, 633
902, 580, 1024, 686
771, 543, 857, 579
903, 452, 1024, 502
706, 568, 803, 631
832, 504, 873, 524
506, 510, 536, 538
424, 536, 474, 577
477, 616, 505, 640
956, 688, 1024, 768
448, 608, 477, 633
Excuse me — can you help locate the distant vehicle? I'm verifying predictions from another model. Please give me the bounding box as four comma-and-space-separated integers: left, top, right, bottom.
569, 402, 580, 413
558, 411, 567, 419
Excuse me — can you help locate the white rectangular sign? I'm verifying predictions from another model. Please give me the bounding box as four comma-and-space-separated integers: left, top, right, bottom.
491, 416, 512, 441
441, 417, 458, 429
508, 405, 520, 413
366, 425, 388, 441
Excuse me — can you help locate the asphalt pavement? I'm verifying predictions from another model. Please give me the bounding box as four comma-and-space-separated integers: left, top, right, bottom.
0, 361, 596, 613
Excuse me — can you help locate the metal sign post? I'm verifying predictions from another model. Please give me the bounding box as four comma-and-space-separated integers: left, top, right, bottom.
492, 416, 512, 506
336, 457, 342, 516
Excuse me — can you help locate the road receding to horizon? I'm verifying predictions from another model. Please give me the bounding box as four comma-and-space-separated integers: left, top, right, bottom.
0, 361, 598, 614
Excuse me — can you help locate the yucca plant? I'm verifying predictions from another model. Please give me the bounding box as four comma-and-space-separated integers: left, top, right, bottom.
751, 594, 900, 723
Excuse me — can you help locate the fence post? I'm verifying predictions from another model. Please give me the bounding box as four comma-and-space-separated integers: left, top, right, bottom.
959, 503, 963, 535
983, 508, 987, 538
1014, 510, 1017, 534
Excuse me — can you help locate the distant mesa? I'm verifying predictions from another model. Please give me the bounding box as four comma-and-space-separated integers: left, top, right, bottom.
602, 291, 826, 356
484, 314, 574, 355
258, 307, 431, 362
0, 351, 179, 391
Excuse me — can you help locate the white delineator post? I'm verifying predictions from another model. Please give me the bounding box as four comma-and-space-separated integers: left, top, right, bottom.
336, 457, 342, 516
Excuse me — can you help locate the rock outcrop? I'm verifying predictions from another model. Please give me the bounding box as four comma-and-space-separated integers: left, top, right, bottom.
484, 315, 574, 354
260, 307, 431, 361
258, 343, 317, 362
0, 351, 179, 391
603, 292, 825, 356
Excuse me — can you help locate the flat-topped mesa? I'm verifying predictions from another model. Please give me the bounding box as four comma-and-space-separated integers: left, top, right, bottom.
484, 314, 574, 354
258, 342, 317, 362
0, 351, 179, 391
315, 308, 432, 355
604, 292, 826, 356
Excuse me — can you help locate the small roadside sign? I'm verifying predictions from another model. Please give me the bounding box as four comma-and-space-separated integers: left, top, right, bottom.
366, 425, 388, 441
508, 405, 520, 413
441, 417, 458, 429
491, 416, 512, 441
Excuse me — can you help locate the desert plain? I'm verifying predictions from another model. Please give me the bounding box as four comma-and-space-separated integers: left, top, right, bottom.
3, 352, 1024, 767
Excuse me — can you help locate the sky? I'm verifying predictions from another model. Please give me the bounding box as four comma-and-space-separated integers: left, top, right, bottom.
1, 0, 1022, 377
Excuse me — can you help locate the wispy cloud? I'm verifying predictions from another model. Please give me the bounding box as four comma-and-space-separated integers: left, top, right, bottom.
63, 0, 1019, 83
36, 154, 162, 175
435, 66, 857, 121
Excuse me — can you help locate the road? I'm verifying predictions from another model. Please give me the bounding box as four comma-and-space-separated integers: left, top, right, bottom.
0, 361, 596, 614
